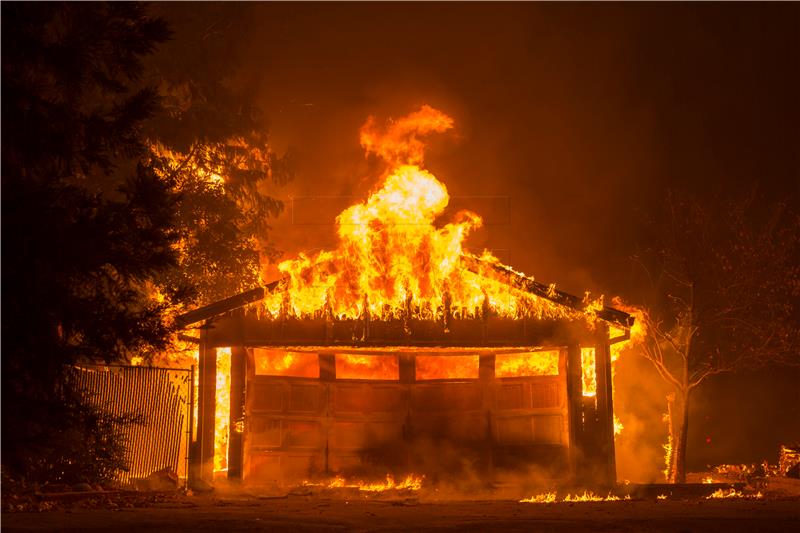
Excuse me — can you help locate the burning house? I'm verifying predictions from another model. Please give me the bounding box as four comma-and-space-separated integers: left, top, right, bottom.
177, 106, 634, 490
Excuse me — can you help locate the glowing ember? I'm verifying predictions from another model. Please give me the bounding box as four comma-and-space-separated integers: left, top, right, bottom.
214, 347, 232, 473
657, 494, 668, 500
304, 474, 424, 492
495, 350, 559, 378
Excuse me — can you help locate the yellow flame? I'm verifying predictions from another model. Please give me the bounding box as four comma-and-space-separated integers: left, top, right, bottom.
614, 414, 624, 435
705, 488, 762, 499
495, 350, 559, 378
214, 347, 232, 473
564, 491, 620, 502
521, 491, 622, 503
520, 492, 556, 503
581, 347, 597, 397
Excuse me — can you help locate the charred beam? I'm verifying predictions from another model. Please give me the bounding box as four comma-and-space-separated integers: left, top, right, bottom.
178, 333, 200, 344
461, 254, 633, 329
175, 280, 285, 329
565, 344, 584, 478
195, 328, 216, 486
228, 346, 246, 481
594, 326, 617, 486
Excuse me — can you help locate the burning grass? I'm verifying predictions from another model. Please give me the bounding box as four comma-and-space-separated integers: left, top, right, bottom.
520, 491, 628, 503
706, 488, 763, 500
302, 474, 424, 493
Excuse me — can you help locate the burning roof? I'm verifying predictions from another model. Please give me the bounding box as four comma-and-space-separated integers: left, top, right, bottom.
177, 106, 632, 332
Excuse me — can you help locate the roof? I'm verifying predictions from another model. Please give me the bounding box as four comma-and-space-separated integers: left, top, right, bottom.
176, 255, 633, 330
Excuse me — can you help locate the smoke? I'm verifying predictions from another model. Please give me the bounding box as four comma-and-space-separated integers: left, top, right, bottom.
613, 344, 672, 483
360, 105, 454, 167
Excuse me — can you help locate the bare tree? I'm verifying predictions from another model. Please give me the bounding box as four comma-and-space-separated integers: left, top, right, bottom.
633, 191, 800, 483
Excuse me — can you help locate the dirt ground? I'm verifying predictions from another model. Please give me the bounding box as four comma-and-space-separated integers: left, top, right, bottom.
3, 494, 800, 533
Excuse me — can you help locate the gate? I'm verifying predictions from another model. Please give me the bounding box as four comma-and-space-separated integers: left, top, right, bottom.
68, 365, 193, 487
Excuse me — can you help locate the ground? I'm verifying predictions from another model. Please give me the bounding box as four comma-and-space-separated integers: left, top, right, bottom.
3, 494, 800, 532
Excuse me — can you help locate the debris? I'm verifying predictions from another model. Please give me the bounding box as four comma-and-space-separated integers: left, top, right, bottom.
134, 468, 179, 491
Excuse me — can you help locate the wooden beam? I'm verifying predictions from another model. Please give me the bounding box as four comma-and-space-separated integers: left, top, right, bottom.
565, 344, 584, 479
196, 328, 217, 485
178, 333, 200, 344
175, 279, 285, 328
594, 326, 617, 486
461, 254, 634, 329
227, 346, 246, 481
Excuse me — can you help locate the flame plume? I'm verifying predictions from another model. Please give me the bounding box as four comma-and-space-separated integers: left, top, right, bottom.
263, 106, 580, 321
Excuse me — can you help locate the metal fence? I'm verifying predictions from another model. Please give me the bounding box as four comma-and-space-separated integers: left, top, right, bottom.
67, 364, 193, 487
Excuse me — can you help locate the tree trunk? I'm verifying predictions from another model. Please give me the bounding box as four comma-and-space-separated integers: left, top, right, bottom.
673, 390, 690, 484
665, 394, 677, 483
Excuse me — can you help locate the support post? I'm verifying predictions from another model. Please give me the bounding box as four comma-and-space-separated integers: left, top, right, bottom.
228, 346, 246, 481
397, 353, 415, 473
479, 354, 495, 478
565, 344, 584, 480
196, 327, 217, 486
594, 325, 616, 486
399, 354, 415, 384
319, 354, 336, 382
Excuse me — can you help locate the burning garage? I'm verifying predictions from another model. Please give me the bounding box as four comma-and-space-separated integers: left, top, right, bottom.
175, 106, 635, 491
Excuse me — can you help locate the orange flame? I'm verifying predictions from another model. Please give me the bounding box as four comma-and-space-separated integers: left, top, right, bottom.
262, 106, 581, 322
335, 354, 399, 380
706, 488, 762, 500
359, 104, 453, 166
253, 349, 319, 378
304, 474, 424, 492
520, 491, 625, 503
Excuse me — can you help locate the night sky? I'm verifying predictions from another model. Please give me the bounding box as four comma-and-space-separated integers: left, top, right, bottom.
152, 3, 800, 474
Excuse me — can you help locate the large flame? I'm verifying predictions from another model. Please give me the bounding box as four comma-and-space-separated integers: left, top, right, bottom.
262, 106, 573, 321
